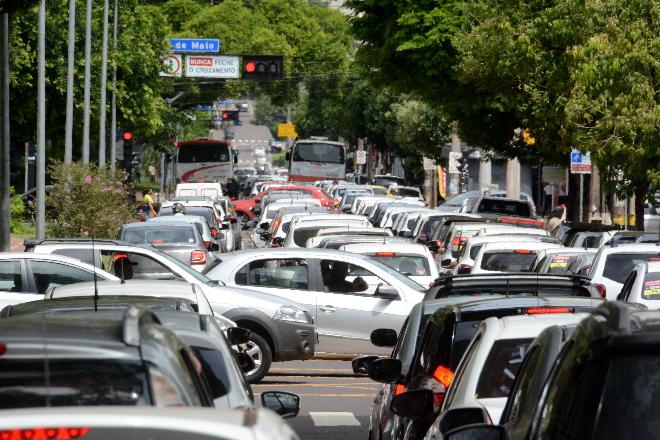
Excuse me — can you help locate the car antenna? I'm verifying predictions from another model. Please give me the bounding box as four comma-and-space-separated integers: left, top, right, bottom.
92, 236, 99, 312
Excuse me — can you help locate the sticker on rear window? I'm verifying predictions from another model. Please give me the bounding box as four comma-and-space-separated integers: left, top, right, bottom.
549, 255, 571, 269
643, 280, 660, 299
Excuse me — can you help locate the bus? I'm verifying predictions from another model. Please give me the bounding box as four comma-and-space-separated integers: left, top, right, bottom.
287, 138, 346, 182
175, 139, 237, 183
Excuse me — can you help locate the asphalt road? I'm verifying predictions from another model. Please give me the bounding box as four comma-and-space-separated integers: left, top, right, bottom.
256, 360, 377, 440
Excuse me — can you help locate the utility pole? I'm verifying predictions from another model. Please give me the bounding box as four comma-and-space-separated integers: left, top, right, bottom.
36, 0, 46, 239
447, 122, 462, 199
98, 0, 109, 166
110, 0, 118, 175
0, 13, 10, 250
82, 0, 92, 163
64, 0, 75, 164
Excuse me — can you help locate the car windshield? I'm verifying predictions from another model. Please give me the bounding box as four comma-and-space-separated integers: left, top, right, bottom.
481, 251, 537, 272
293, 143, 344, 164
396, 188, 420, 198
122, 226, 197, 245
0, 359, 150, 408
603, 253, 660, 284
369, 254, 431, 277
476, 338, 533, 399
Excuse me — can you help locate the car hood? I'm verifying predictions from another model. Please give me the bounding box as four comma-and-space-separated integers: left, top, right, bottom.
198, 284, 312, 316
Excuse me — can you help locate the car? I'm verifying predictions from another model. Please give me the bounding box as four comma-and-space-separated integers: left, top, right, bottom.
0, 406, 301, 440
550, 222, 620, 246
149, 214, 221, 251
392, 210, 435, 238
529, 248, 595, 274
422, 313, 586, 438
283, 216, 371, 248
23, 239, 316, 382
119, 221, 216, 272
252, 199, 323, 231
470, 241, 563, 274
317, 235, 411, 249
0, 306, 215, 408
234, 185, 333, 221
447, 302, 660, 440
369, 296, 602, 440
371, 174, 407, 187
175, 182, 223, 198
616, 260, 660, 308
339, 243, 438, 287
435, 191, 482, 214
467, 196, 535, 219
263, 206, 329, 246
0, 252, 118, 308
340, 189, 375, 212
205, 248, 427, 357
588, 243, 660, 299
305, 227, 392, 248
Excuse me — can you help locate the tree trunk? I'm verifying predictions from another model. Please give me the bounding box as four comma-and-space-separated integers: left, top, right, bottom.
634, 182, 647, 231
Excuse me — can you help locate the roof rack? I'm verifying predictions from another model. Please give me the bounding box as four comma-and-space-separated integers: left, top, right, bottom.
24, 238, 132, 249
122, 306, 161, 346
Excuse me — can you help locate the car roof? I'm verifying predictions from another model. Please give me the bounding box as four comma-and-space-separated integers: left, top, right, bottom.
486, 313, 587, 340
339, 243, 430, 254
217, 247, 379, 262
47, 280, 198, 301
425, 296, 603, 317
598, 243, 660, 253
148, 215, 207, 223
122, 221, 196, 229
480, 241, 563, 251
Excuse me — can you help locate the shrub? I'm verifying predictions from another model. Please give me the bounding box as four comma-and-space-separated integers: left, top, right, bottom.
46, 162, 135, 239
9, 187, 25, 233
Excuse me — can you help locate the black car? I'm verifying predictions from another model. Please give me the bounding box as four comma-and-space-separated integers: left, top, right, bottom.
446, 301, 657, 440
370, 296, 603, 440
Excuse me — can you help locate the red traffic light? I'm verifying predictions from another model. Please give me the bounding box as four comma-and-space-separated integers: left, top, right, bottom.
222, 112, 230, 120
245, 62, 256, 73
123, 132, 133, 141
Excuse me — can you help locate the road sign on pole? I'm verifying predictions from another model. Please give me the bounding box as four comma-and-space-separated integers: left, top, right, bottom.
169, 38, 219, 53
185, 55, 239, 78
160, 54, 182, 77
570, 148, 592, 174
355, 150, 366, 165
277, 123, 298, 138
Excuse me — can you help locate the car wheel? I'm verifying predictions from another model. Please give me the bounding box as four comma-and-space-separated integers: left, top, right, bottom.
238, 332, 272, 383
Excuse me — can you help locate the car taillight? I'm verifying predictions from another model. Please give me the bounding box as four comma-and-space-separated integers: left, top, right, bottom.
594, 283, 607, 298
513, 249, 534, 254
204, 240, 211, 249
526, 307, 574, 314
394, 384, 406, 396
457, 264, 472, 274
376, 252, 396, 257
0, 343, 6, 355
432, 365, 454, 388
0, 428, 90, 439
210, 229, 218, 238
191, 250, 207, 265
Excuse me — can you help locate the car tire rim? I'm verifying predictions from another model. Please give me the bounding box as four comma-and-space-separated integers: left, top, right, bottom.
238, 340, 263, 377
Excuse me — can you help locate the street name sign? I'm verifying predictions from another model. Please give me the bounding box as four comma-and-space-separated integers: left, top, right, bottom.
185, 56, 240, 78
570, 149, 592, 174
170, 38, 220, 53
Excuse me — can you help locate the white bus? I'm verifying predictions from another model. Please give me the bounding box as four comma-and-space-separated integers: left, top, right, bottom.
175, 139, 236, 183
287, 138, 346, 183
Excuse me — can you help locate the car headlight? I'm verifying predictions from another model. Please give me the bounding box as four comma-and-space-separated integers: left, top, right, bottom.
273, 306, 311, 324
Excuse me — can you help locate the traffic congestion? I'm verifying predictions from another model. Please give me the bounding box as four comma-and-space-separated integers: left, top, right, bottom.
0, 133, 658, 440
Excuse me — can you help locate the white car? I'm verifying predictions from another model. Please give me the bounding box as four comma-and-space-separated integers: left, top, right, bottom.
473, 224, 550, 238
339, 242, 438, 287
283, 215, 371, 248
254, 199, 322, 229
0, 406, 300, 440
305, 227, 391, 248
391, 209, 435, 236
617, 261, 660, 307
0, 252, 118, 309
175, 182, 223, 198
589, 244, 660, 299
529, 248, 595, 274
204, 248, 427, 357
431, 312, 586, 433
471, 241, 563, 274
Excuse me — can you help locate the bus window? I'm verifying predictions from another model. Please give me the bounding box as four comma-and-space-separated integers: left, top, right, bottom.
178, 143, 229, 163
293, 143, 344, 164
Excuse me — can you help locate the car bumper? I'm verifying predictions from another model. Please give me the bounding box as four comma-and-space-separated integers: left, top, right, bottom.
273, 320, 315, 362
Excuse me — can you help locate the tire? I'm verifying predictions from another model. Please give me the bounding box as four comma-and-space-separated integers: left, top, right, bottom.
239, 332, 272, 383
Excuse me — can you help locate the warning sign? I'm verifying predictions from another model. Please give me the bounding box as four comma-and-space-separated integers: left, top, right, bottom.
185, 55, 240, 78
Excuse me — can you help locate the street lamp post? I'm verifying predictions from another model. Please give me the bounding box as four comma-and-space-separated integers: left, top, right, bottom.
98, 0, 109, 166
35, 0, 46, 239
63, 0, 75, 164
81, 0, 92, 164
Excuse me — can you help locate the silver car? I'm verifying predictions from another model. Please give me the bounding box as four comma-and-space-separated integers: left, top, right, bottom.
204, 248, 427, 357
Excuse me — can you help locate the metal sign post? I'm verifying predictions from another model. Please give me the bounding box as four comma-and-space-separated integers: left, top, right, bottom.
570, 149, 592, 223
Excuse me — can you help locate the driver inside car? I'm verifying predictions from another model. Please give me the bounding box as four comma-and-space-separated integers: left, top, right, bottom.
323, 261, 368, 293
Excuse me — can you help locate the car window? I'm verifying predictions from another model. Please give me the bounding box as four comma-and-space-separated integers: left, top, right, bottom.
122, 226, 197, 245
603, 253, 660, 284
641, 272, 660, 300
469, 244, 483, 260
101, 251, 180, 281
235, 258, 308, 290
191, 347, 230, 400
29, 260, 96, 293
503, 345, 542, 422
52, 248, 96, 265
369, 254, 431, 277
475, 338, 533, 398
445, 333, 482, 408
0, 260, 22, 292
480, 251, 537, 272
320, 260, 381, 295
546, 254, 574, 274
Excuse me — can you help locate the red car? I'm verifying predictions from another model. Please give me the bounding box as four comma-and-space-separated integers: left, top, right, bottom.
234, 185, 333, 221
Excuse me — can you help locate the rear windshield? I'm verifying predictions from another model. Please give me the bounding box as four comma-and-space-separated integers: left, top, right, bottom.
178, 143, 230, 163
476, 338, 533, 398
545, 254, 577, 274
0, 359, 150, 408
370, 254, 431, 277
603, 253, 660, 284
122, 226, 197, 245
294, 228, 323, 247
396, 188, 420, 198
481, 251, 537, 272
476, 199, 531, 217
641, 272, 660, 300
161, 207, 215, 227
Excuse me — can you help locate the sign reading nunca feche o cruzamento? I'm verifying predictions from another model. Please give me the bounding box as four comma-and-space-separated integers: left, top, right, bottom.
185, 55, 240, 79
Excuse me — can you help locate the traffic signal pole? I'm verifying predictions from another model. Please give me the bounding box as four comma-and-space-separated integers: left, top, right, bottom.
0, 13, 9, 250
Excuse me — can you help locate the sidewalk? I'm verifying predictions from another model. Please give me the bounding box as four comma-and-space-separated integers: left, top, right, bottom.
9, 235, 25, 251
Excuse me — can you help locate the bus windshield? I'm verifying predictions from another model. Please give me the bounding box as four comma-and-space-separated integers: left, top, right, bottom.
178, 143, 230, 163
293, 143, 344, 164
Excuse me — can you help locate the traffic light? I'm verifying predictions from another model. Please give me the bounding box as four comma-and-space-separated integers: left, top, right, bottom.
241, 55, 284, 81
221, 110, 242, 126
122, 131, 133, 176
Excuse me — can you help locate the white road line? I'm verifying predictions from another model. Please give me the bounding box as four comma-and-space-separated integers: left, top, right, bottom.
309, 412, 361, 427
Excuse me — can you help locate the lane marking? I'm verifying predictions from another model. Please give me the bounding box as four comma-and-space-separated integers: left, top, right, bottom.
310, 412, 361, 426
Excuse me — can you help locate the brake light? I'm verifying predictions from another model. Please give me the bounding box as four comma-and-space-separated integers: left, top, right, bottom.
650, 257, 660, 261
394, 384, 406, 396
0, 344, 5, 356
513, 249, 534, 254
191, 250, 207, 265
526, 307, 574, 314
151, 239, 165, 244
376, 252, 396, 257
451, 237, 468, 246
432, 365, 454, 389
210, 229, 218, 238
204, 240, 211, 249
0, 427, 90, 439
594, 283, 607, 298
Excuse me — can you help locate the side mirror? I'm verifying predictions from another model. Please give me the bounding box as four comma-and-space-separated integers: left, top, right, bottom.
390, 389, 434, 418
428, 241, 440, 252
260, 222, 269, 229
368, 358, 402, 383
235, 352, 255, 373
245, 220, 257, 229
352, 355, 380, 376
261, 391, 300, 419
437, 407, 491, 435
444, 424, 505, 440
210, 242, 220, 252
227, 327, 251, 345
441, 258, 453, 268
376, 284, 400, 300
370, 328, 398, 347
224, 215, 232, 222
254, 198, 261, 204
401, 231, 413, 239
272, 237, 284, 246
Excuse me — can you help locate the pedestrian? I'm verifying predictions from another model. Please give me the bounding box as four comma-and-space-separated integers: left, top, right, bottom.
148, 165, 156, 183
143, 188, 156, 218
558, 184, 567, 206
225, 177, 240, 200
543, 182, 555, 214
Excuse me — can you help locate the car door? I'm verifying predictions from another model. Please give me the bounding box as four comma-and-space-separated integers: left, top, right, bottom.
310, 258, 408, 356
0, 259, 39, 308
